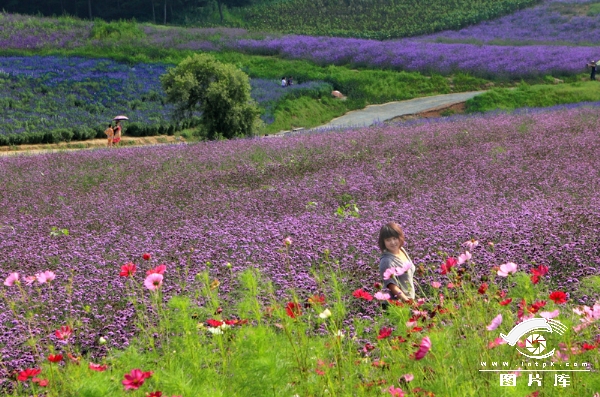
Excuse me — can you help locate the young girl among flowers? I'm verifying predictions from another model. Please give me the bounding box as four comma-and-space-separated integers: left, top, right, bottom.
378, 222, 416, 304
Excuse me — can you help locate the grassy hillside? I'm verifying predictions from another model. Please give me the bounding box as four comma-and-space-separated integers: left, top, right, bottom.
234, 0, 542, 39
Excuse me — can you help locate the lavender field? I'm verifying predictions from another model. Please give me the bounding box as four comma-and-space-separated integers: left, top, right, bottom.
1, 106, 599, 383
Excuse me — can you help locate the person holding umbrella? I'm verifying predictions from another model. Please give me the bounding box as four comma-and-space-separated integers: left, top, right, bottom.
112, 115, 128, 146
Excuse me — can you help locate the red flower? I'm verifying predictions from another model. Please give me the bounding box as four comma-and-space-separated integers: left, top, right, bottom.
440, 257, 457, 275
528, 300, 547, 314
147, 392, 163, 397
122, 368, 153, 390
478, 283, 488, 295
17, 368, 41, 382
582, 343, 597, 351
89, 362, 108, 372
285, 302, 302, 318
549, 291, 567, 304
352, 289, 373, 301
362, 343, 375, 353
499, 298, 513, 306
47, 354, 63, 363
530, 265, 549, 284
120, 262, 136, 277
377, 327, 393, 340
55, 325, 73, 340
307, 294, 326, 305
142, 253, 152, 260
32, 378, 49, 387
146, 264, 166, 276
373, 282, 383, 290
206, 319, 223, 327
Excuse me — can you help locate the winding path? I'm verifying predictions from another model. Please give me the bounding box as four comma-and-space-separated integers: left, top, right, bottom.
266, 90, 485, 137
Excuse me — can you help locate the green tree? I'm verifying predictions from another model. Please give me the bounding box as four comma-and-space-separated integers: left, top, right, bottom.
160, 54, 261, 139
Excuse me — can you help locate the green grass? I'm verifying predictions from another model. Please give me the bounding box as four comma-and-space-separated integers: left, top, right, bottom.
10, 265, 600, 396
465, 80, 600, 113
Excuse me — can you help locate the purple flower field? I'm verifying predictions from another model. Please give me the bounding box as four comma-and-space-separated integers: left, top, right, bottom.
1, 106, 599, 380
422, 0, 600, 45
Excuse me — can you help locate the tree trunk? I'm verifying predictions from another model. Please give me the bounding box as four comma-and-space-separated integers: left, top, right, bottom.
88, 0, 92, 19
151, 0, 156, 23
163, 0, 167, 24
217, 0, 223, 23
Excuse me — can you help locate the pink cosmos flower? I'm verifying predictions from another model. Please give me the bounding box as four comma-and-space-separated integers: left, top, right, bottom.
497, 262, 518, 277
540, 309, 560, 319
35, 270, 56, 284
89, 362, 108, 372
488, 337, 508, 349
440, 257, 457, 275
447, 282, 455, 289
412, 336, 431, 360
388, 386, 405, 397
24, 276, 36, 285
383, 263, 412, 280
146, 264, 167, 276
119, 262, 136, 277
55, 325, 73, 340
283, 237, 292, 246
144, 273, 163, 291
4, 272, 19, 286
457, 251, 472, 265
122, 368, 153, 390
401, 373, 414, 382
486, 314, 503, 331
374, 291, 391, 301
377, 327, 393, 340
430, 281, 441, 289
462, 239, 479, 251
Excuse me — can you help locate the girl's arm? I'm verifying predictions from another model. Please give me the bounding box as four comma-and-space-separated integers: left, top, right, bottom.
387, 283, 411, 303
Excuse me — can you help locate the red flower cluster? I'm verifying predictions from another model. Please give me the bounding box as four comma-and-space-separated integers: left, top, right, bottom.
122, 368, 153, 390
440, 257, 457, 275
120, 262, 136, 277
527, 300, 547, 314
530, 264, 549, 284
47, 354, 63, 363
142, 253, 152, 260
17, 368, 41, 382
549, 291, 567, 304
285, 302, 302, 318
499, 298, 513, 306
377, 327, 393, 340
352, 289, 373, 301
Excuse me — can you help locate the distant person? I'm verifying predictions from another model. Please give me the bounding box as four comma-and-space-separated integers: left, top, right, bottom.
589, 60, 597, 81
104, 124, 114, 148
287, 76, 293, 86
281, 77, 287, 87
113, 120, 122, 146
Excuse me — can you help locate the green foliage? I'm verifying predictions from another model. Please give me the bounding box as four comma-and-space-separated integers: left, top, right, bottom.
238, 0, 541, 39
587, 3, 600, 16
466, 81, 600, 113
161, 54, 261, 139
90, 19, 146, 41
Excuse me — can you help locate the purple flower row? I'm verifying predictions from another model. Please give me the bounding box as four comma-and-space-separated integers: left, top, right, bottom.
1, 105, 599, 378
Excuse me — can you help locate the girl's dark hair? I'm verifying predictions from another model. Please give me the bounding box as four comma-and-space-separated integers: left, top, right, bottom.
378, 222, 405, 252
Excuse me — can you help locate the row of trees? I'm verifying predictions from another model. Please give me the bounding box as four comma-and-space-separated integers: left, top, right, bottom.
0, 0, 253, 24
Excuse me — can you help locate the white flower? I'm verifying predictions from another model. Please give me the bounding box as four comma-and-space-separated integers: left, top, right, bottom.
334, 330, 344, 339
319, 309, 332, 319
207, 327, 223, 335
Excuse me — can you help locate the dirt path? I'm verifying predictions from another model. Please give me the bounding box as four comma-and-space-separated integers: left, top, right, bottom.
0, 135, 186, 157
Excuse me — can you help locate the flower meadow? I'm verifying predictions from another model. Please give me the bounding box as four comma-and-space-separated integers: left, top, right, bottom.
1, 105, 600, 395
0, 55, 330, 136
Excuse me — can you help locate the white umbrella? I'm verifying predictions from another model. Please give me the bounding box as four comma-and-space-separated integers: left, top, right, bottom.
113, 115, 129, 121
